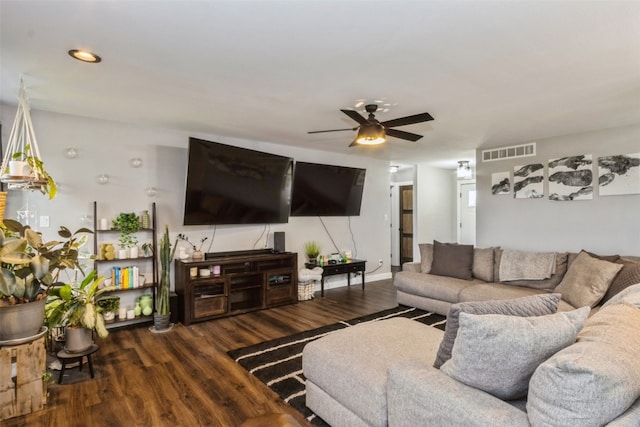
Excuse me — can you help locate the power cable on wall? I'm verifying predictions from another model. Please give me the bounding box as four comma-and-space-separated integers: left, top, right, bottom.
206, 225, 217, 253
318, 216, 341, 254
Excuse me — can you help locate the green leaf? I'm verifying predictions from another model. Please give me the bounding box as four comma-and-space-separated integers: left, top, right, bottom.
0, 268, 17, 296
24, 228, 42, 249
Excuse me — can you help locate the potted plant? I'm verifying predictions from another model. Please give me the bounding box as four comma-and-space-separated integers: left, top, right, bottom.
155, 225, 177, 331
45, 270, 115, 352
8, 144, 57, 199
177, 233, 208, 260
0, 219, 92, 341
112, 212, 140, 258
304, 241, 321, 264
96, 295, 120, 322
141, 242, 154, 257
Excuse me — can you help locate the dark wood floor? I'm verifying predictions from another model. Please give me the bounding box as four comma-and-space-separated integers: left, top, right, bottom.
9, 279, 398, 427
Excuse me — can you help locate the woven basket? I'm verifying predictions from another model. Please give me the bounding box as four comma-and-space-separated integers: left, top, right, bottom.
0, 192, 6, 222
298, 281, 315, 301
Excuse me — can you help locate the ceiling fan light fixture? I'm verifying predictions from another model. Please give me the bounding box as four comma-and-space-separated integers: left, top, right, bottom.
355, 123, 386, 145
68, 49, 102, 63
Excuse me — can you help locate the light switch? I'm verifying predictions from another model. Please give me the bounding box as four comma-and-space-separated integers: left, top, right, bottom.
39, 216, 50, 228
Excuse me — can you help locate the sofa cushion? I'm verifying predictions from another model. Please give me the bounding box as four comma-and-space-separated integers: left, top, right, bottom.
568, 251, 621, 266
419, 243, 433, 273
440, 307, 589, 400
527, 303, 640, 427
603, 283, 640, 309
302, 317, 444, 427
394, 271, 481, 303
495, 250, 569, 291
433, 293, 561, 368
472, 247, 495, 282
554, 251, 623, 308
430, 241, 474, 280
601, 261, 640, 303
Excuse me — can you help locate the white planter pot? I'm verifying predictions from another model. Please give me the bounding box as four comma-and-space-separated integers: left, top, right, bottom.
130, 246, 139, 258
118, 248, 129, 259
8, 160, 30, 176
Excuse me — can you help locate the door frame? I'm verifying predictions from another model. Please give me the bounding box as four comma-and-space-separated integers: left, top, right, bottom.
456, 179, 476, 244
390, 180, 413, 266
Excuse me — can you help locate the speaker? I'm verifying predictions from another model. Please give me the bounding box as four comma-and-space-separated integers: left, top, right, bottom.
273, 231, 285, 253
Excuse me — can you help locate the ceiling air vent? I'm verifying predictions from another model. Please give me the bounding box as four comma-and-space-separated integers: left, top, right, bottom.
481, 142, 536, 162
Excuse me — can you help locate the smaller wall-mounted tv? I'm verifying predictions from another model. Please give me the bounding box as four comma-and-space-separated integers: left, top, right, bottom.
183, 138, 293, 225
290, 161, 366, 217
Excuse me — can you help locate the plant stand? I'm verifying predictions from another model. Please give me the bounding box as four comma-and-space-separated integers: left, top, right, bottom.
0, 335, 47, 421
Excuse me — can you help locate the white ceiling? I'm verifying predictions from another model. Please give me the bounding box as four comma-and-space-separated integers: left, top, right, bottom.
1, 0, 639, 169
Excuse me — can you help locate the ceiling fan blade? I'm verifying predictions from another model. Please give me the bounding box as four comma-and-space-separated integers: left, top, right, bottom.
381, 112, 434, 128
386, 128, 423, 142
340, 109, 369, 125
308, 127, 357, 134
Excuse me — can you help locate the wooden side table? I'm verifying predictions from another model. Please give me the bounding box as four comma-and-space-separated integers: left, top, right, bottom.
306, 259, 367, 297
56, 344, 99, 384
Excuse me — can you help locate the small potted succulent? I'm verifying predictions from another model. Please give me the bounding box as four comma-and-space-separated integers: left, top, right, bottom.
96, 295, 120, 322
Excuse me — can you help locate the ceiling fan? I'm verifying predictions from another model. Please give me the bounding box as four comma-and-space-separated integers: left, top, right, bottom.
308, 104, 434, 147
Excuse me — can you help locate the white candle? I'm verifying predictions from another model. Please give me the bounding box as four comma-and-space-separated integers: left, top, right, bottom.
100, 218, 108, 230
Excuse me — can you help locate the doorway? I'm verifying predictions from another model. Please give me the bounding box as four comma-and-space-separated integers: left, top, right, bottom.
399, 185, 414, 264
457, 181, 476, 245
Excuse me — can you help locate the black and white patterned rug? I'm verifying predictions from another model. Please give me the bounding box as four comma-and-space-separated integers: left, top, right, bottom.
227, 305, 447, 425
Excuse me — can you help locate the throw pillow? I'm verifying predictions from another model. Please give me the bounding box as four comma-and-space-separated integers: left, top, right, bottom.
429, 241, 474, 280
440, 307, 590, 400
528, 303, 640, 426
568, 251, 621, 266
433, 293, 562, 368
554, 251, 623, 308
418, 243, 433, 273
472, 247, 495, 282
601, 261, 640, 303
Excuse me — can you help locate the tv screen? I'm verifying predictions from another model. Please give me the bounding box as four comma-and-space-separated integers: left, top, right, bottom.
183, 138, 293, 225
290, 162, 366, 216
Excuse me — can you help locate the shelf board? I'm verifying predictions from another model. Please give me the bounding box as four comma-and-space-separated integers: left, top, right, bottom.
95, 256, 155, 263
105, 315, 153, 330
96, 228, 155, 233
105, 283, 157, 293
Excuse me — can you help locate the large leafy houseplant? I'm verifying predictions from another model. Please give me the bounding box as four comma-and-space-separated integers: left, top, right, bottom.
0, 219, 92, 340
45, 270, 115, 339
0, 219, 91, 305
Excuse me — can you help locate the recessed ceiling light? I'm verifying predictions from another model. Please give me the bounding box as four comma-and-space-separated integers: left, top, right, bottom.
68, 49, 102, 63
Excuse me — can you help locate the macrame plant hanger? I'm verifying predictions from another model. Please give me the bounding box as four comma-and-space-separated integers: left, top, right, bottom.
0, 78, 51, 197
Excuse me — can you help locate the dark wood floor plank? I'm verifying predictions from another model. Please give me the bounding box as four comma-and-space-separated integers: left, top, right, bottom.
7, 279, 397, 427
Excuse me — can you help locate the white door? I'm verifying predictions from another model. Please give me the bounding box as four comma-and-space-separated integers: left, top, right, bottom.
458, 182, 476, 245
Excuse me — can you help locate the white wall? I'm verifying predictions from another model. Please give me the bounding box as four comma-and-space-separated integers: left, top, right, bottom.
414, 164, 456, 258
0, 105, 393, 290
476, 123, 640, 255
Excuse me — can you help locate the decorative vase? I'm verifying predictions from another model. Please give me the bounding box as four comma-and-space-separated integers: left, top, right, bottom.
134, 302, 142, 317
141, 210, 150, 229
0, 298, 46, 341
130, 245, 139, 258
65, 327, 93, 353
192, 250, 204, 260
179, 247, 188, 260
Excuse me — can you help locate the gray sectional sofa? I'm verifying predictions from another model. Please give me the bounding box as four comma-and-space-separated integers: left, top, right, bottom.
302, 242, 640, 426
395, 242, 640, 316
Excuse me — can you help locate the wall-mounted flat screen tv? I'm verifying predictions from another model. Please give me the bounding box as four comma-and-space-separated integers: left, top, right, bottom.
290, 161, 366, 216
183, 138, 293, 225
